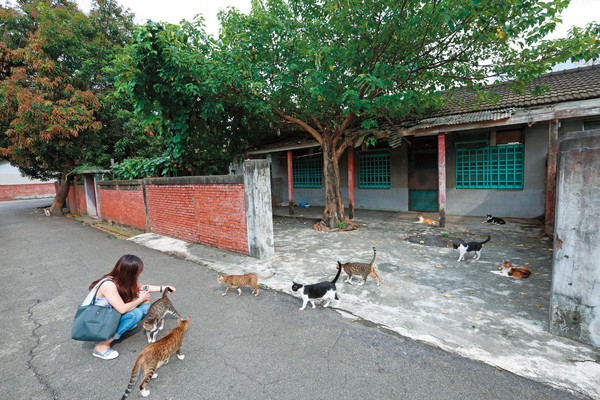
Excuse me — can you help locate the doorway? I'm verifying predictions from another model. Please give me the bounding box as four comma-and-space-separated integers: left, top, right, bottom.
408, 137, 438, 212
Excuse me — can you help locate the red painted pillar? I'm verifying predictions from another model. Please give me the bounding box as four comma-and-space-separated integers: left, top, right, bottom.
287, 150, 294, 215
438, 133, 447, 228
348, 148, 355, 219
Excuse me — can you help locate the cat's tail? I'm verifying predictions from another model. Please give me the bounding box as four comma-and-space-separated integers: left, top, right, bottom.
481, 235, 491, 244
162, 286, 174, 297
331, 261, 342, 284
121, 356, 142, 400
371, 247, 377, 264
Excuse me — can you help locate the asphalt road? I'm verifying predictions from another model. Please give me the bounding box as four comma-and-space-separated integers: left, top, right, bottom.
0, 199, 584, 400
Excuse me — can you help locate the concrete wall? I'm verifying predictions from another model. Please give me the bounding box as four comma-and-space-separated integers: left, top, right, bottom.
549, 130, 600, 348
244, 160, 274, 259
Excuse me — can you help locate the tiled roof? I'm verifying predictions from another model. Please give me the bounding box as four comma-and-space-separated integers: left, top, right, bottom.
407, 108, 516, 131
432, 64, 600, 117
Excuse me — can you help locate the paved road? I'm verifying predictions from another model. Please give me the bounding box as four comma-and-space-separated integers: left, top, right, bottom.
0, 199, 584, 400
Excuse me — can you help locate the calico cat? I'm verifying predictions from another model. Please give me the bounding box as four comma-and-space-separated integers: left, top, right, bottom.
291, 266, 341, 310
492, 260, 531, 279
415, 214, 439, 226
217, 273, 273, 297
143, 287, 182, 343
121, 316, 190, 400
484, 214, 506, 224
338, 247, 380, 286
453, 235, 491, 261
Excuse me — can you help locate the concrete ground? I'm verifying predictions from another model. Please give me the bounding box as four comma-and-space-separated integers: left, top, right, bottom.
127, 206, 600, 399
4, 198, 584, 400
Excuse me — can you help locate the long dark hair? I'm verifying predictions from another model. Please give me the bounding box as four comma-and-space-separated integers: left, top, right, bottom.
90, 254, 143, 302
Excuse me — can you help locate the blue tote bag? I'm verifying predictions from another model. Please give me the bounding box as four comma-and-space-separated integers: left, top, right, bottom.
71, 279, 122, 341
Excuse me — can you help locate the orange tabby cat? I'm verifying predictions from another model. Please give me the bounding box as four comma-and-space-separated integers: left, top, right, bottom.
415, 214, 439, 226
217, 273, 274, 296
121, 316, 190, 399
494, 260, 531, 279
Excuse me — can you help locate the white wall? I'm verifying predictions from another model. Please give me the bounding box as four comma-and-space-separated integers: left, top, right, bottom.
0, 160, 46, 185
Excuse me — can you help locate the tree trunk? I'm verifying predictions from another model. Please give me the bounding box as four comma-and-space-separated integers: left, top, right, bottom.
321, 141, 347, 228
49, 175, 73, 215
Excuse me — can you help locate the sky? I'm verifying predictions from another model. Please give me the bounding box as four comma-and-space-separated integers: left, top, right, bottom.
75, 0, 598, 70
75, 0, 599, 38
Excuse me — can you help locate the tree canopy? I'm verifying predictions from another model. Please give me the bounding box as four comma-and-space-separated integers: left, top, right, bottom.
114, 18, 275, 177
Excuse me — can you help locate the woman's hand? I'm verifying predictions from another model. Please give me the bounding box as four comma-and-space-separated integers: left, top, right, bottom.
139, 289, 151, 303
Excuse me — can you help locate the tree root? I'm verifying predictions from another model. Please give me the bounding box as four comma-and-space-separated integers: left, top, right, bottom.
312, 220, 359, 232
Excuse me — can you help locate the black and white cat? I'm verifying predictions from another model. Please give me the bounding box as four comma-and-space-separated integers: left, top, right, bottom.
483, 214, 506, 224
453, 235, 491, 262
291, 266, 341, 311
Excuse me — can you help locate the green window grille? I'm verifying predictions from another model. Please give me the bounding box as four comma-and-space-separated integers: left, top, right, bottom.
456, 144, 524, 189
293, 156, 322, 188
359, 151, 390, 188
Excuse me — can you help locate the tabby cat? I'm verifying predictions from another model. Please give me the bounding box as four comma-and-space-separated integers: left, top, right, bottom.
492, 260, 531, 279
217, 273, 273, 297
143, 287, 182, 343
121, 316, 190, 399
291, 266, 341, 310
337, 247, 380, 286
415, 214, 439, 226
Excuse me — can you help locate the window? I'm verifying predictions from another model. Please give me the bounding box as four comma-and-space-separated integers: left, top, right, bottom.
456, 144, 524, 189
293, 155, 322, 188
358, 151, 390, 188
584, 120, 600, 130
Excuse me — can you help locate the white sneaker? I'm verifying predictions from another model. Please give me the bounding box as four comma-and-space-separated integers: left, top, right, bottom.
93, 347, 119, 360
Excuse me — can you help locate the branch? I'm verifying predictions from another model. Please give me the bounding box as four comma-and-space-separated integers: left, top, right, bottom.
272, 107, 323, 146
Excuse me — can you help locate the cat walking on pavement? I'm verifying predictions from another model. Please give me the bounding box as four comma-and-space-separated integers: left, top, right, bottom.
292, 266, 342, 311
453, 235, 491, 262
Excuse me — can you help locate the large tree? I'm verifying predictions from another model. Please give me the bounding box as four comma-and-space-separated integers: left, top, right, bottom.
217, 0, 600, 229
0, 0, 135, 214
114, 19, 275, 178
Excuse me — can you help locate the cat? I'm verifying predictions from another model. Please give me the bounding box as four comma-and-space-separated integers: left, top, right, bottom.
337, 247, 380, 286
414, 214, 439, 226
121, 316, 190, 400
291, 266, 341, 310
217, 273, 274, 297
452, 235, 491, 261
483, 214, 506, 224
143, 287, 182, 343
492, 260, 531, 279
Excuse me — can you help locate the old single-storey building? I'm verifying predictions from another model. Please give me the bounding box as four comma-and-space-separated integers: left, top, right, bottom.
247, 65, 600, 233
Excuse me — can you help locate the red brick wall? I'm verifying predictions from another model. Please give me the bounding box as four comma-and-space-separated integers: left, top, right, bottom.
0, 183, 56, 201
146, 182, 248, 254
98, 182, 146, 230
